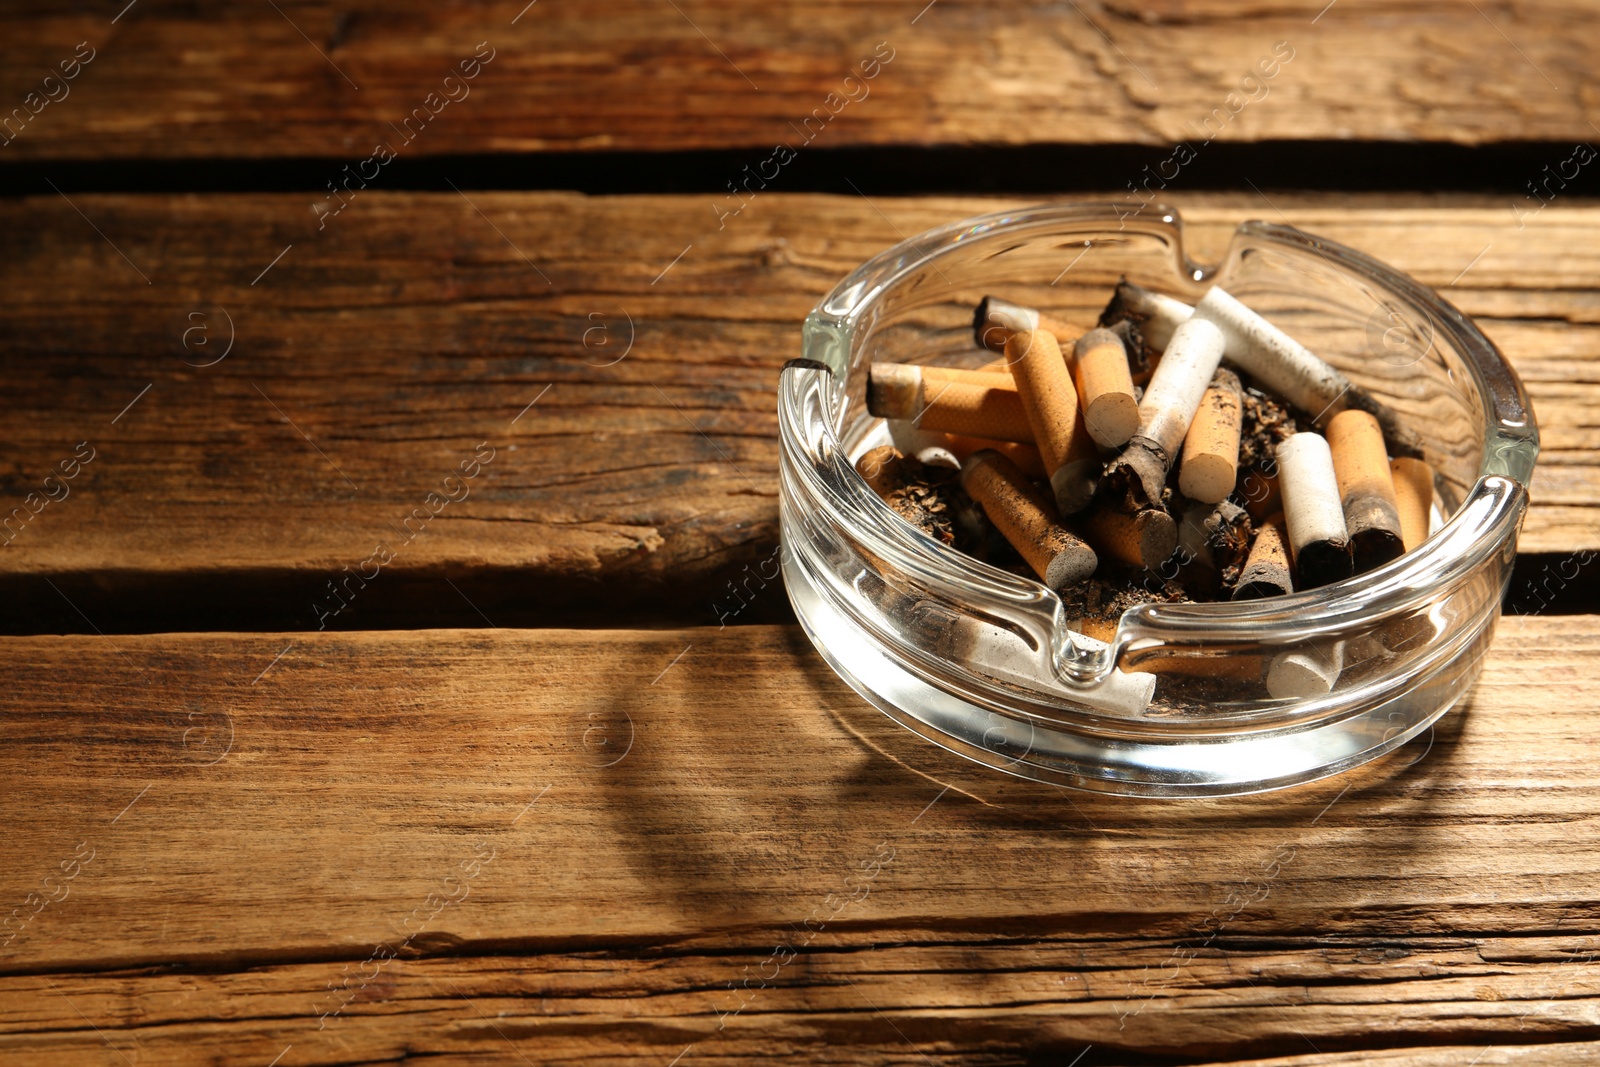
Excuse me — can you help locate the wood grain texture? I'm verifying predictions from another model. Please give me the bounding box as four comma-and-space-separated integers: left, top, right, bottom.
0, 615, 1596, 1064
0, 192, 1595, 632
0, 0, 1598, 160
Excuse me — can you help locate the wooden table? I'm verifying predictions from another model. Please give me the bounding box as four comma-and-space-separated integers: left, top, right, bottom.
3, 4, 1598, 1064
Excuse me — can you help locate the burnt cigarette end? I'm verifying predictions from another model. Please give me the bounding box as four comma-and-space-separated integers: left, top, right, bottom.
972, 295, 1014, 353
1295, 538, 1354, 589
973, 295, 1055, 353
1107, 317, 1155, 381
1103, 280, 1193, 354
1232, 512, 1294, 600
1105, 439, 1170, 512
1193, 498, 1252, 588
961, 450, 1097, 589
1085, 504, 1177, 570
867, 362, 921, 420
855, 447, 982, 552
1346, 495, 1406, 573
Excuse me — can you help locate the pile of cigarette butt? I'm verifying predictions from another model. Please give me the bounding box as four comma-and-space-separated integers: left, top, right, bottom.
859, 281, 1436, 638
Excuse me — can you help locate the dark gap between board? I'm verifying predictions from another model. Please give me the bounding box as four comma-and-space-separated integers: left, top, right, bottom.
2, 141, 1598, 198
3, 551, 1593, 636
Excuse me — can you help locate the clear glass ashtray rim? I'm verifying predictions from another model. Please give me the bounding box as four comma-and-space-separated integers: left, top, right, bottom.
784, 200, 1539, 692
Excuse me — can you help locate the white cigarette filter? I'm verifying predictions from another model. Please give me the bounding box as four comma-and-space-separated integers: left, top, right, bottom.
1266, 641, 1344, 700
1111, 281, 1194, 353
1138, 317, 1228, 461
1276, 432, 1354, 588
1121, 283, 1420, 453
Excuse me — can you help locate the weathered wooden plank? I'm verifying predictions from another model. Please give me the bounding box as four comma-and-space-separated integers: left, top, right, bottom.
0, 615, 1596, 1063
1, 1, 1597, 160
4, 935, 1600, 1064
0, 193, 1594, 632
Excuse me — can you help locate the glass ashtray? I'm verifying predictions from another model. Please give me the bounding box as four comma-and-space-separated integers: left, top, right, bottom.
778, 202, 1538, 797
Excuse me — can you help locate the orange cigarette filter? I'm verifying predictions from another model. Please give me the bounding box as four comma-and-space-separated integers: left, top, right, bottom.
1065, 615, 1118, 643
1326, 409, 1404, 573
866, 363, 1036, 443
960, 450, 1098, 589
1118, 649, 1266, 684
1073, 328, 1140, 448
1178, 368, 1243, 505
1005, 328, 1098, 514
1390, 456, 1434, 552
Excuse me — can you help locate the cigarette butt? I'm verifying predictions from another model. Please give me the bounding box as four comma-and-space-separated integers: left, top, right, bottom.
937, 432, 1048, 479
1238, 469, 1282, 523
1073, 328, 1140, 448
1118, 649, 1265, 684
1193, 286, 1422, 454
1064, 615, 1118, 643
973, 295, 1080, 353
1276, 432, 1354, 588
1327, 409, 1405, 573
1176, 498, 1251, 594
1108, 317, 1228, 507
1105, 281, 1194, 353
1005, 328, 1099, 514
1390, 456, 1434, 552
961, 450, 1098, 589
854, 445, 910, 497
1266, 642, 1343, 700
1139, 317, 1229, 462
1178, 368, 1243, 504
867, 363, 1035, 443
1232, 512, 1294, 600
1083, 504, 1177, 570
